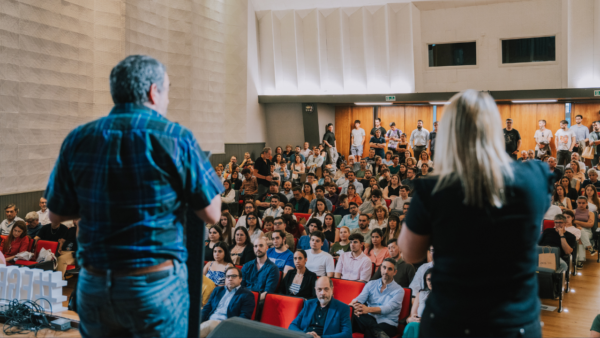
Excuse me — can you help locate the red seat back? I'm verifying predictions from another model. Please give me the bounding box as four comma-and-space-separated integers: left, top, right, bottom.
332, 278, 366, 304
27, 236, 34, 252
543, 220, 555, 231
385, 199, 391, 207
396, 288, 413, 335
35, 240, 58, 256
294, 213, 310, 222
260, 294, 304, 328
0, 235, 6, 242
251, 291, 259, 320
331, 205, 336, 212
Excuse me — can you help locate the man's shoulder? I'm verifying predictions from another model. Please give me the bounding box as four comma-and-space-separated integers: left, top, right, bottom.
236, 287, 253, 297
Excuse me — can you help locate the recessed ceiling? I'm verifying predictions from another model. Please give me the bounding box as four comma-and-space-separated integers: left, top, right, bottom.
251, 0, 530, 12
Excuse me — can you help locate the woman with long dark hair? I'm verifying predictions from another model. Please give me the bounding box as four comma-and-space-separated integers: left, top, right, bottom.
278, 250, 318, 299
0, 221, 29, 263
230, 171, 243, 191
204, 225, 223, 262
404, 269, 433, 337
364, 228, 390, 268
229, 227, 256, 266
203, 241, 233, 286
399, 90, 552, 337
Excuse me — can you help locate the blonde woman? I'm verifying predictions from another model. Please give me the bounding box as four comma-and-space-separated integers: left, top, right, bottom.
570, 161, 585, 187
399, 89, 552, 336
369, 205, 388, 230
584, 184, 600, 213
405, 157, 417, 169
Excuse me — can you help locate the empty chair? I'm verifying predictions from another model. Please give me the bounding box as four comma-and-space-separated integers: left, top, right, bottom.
331, 278, 366, 305
536, 246, 566, 313
259, 293, 304, 329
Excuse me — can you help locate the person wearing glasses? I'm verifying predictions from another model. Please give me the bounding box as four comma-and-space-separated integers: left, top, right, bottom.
538, 214, 576, 272
503, 118, 521, 161
200, 266, 256, 337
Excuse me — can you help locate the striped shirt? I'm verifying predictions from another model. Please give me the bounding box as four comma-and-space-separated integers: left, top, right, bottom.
44, 103, 223, 270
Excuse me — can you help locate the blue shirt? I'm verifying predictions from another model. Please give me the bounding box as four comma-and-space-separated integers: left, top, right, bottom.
209, 285, 241, 321
355, 279, 404, 327
337, 214, 359, 230
267, 248, 294, 272
339, 180, 364, 196
44, 103, 223, 269
297, 236, 330, 252
241, 258, 280, 293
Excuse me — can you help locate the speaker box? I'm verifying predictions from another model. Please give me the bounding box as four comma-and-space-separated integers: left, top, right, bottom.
206, 317, 308, 338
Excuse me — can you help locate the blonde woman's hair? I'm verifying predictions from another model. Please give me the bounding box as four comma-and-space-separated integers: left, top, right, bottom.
433, 89, 513, 208
372, 205, 389, 220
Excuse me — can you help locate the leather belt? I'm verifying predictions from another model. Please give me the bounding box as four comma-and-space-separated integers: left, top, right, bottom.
85, 260, 174, 277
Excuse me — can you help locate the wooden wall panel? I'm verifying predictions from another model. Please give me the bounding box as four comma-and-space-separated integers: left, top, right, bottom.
379, 106, 406, 153
351, 107, 375, 158
335, 106, 353, 160
497, 104, 512, 124
572, 103, 600, 131
536, 104, 565, 157
404, 106, 434, 137
435, 105, 445, 122
510, 104, 538, 153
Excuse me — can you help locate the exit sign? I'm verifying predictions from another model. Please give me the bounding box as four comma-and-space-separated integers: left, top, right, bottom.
385, 96, 396, 101
595, 90, 600, 96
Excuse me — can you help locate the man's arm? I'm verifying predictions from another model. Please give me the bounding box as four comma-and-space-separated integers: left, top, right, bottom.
398, 226, 430, 264
570, 134, 576, 151
239, 292, 256, 320
194, 195, 222, 225
49, 212, 78, 224
515, 139, 522, 154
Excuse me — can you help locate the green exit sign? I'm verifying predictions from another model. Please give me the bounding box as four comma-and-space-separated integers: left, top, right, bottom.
385, 96, 396, 101
595, 90, 600, 96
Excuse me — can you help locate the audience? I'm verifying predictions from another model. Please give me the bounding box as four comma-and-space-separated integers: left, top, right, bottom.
244, 212, 264, 243
305, 231, 335, 277
200, 266, 255, 338
372, 240, 415, 288
383, 215, 401, 243
334, 233, 372, 282
539, 214, 576, 272
289, 277, 352, 338
351, 215, 372, 247
308, 198, 330, 224
337, 202, 360, 230
340, 172, 364, 196
266, 230, 295, 276
217, 212, 236, 246
204, 225, 224, 262
369, 206, 389, 231
290, 187, 310, 214
281, 181, 294, 201
322, 213, 339, 245
330, 226, 351, 258
410, 247, 434, 297
298, 219, 330, 252
573, 196, 597, 267
279, 249, 318, 299
203, 242, 234, 287
404, 268, 433, 338
254, 147, 274, 197
358, 190, 388, 219
56, 219, 78, 279
308, 186, 333, 213
364, 229, 390, 268
303, 183, 316, 203
230, 171, 243, 191
202, 275, 216, 307
262, 195, 284, 219
584, 185, 600, 213
264, 216, 296, 251
334, 194, 350, 217
24, 212, 43, 239
306, 147, 324, 174
241, 237, 280, 301
35, 221, 68, 244
401, 168, 417, 191
346, 184, 363, 207
229, 227, 256, 266
237, 201, 263, 229
382, 175, 401, 200
1, 204, 23, 236
552, 185, 572, 211
256, 182, 288, 212
283, 214, 306, 239
350, 258, 405, 337
0, 221, 30, 264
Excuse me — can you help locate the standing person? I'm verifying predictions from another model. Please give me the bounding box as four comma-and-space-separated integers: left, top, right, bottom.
399, 90, 552, 337
369, 129, 386, 159
254, 147, 273, 197
570, 114, 590, 156
503, 118, 521, 160
588, 121, 600, 167
534, 120, 553, 159
351, 120, 366, 162
43, 55, 223, 337
386, 122, 402, 155
322, 123, 338, 173
428, 121, 438, 160
370, 118, 387, 139
409, 120, 430, 159
556, 120, 576, 166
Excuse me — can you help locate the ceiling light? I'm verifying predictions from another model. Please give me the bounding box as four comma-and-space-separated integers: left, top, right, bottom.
511, 100, 558, 103
430, 101, 450, 105
354, 102, 393, 105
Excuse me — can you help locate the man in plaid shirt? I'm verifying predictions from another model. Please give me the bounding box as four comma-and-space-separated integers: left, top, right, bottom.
45, 55, 223, 337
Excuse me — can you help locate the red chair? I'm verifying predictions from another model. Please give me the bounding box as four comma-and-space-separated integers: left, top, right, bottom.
293, 238, 298, 249
15, 240, 59, 266
0, 235, 6, 242
251, 291, 259, 320
371, 262, 376, 277
331, 205, 336, 212
543, 220, 555, 231
294, 213, 311, 222
26, 237, 34, 252
276, 271, 283, 292
353, 288, 413, 338
338, 187, 342, 193
260, 293, 304, 328
385, 199, 392, 208
235, 265, 243, 270
332, 278, 366, 305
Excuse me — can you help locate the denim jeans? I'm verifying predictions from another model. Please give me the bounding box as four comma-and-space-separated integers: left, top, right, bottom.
77, 260, 189, 337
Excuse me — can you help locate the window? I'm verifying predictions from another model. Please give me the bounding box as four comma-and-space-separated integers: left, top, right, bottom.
501, 36, 555, 64
428, 42, 476, 67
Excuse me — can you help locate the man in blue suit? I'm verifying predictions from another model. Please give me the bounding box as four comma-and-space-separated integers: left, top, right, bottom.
200, 266, 256, 337
289, 277, 352, 338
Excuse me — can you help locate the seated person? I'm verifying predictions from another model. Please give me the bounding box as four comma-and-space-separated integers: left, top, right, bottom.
264, 217, 296, 251
325, 183, 339, 207
359, 170, 374, 190
262, 195, 284, 219
358, 190, 388, 219
543, 203, 562, 221
241, 237, 280, 301
298, 219, 330, 252
337, 202, 360, 230
200, 266, 256, 338
389, 186, 411, 213
333, 195, 350, 217
266, 230, 294, 276
404, 268, 433, 338
538, 214, 576, 272
355, 159, 369, 178
35, 221, 68, 243
229, 227, 256, 266
0, 221, 30, 264
262, 216, 274, 234
330, 226, 351, 258
306, 173, 318, 192
562, 210, 581, 241
281, 181, 294, 202
256, 182, 288, 212
278, 249, 318, 299
378, 168, 391, 189
350, 215, 372, 247
203, 242, 234, 287
363, 229, 390, 268
401, 168, 417, 192
291, 186, 310, 214
372, 240, 416, 288
24, 212, 43, 239
305, 231, 335, 277
308, 186, 333, 214
240, 168, 258, 197
409, 246, 434, 297
282, 204, 298, 221
205, 225, 225, 262
289, 277, 352, 338
339, 171, 365, 196
582, 168, 600, 191
334, 233, 372, 282
350, 258, 405, 338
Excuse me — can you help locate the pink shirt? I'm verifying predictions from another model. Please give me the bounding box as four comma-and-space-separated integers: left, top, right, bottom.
335, 251, 373, 282
364, 247, 391, 268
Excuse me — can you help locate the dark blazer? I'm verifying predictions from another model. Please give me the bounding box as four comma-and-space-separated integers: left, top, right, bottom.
229, 243, 256, 266
289, 298, 352, 338
278, 268, 318, 299
201, 286, 255, 323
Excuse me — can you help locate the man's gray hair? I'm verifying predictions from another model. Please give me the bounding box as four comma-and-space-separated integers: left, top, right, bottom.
554, 214, 567, 222
588, 168, 598, 176
25, 211, 38, 222
110, 55, 166, 105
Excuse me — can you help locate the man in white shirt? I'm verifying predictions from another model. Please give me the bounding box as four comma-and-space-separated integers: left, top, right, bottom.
566, 152, 586, 174
306, 148, 324, 174
300, 142, 312, 160
37, 197, 51, 226
389, 186, 412, 212
351, 120, 367, 162
555, 120, 576, 166
339, 172, 364, 196
262, 195, 283, 220
569, 114, 590, 156
334, 233, 372, 282
409, 120, 430, 159
305, 231, 335, 277
0, 204, 24, 236
534, 120, 553, 159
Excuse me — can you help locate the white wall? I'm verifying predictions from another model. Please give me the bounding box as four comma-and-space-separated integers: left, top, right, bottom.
567, 0, 600, 88
317, 104, 336, 143
264, 103, 305, 148
247, 0, 268, 143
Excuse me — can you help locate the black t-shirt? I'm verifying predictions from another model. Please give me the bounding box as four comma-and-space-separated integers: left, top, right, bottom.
258, 192, 288, 205
406, 161, 553, 328
254, 157, 272, 187
323, 131, 336, 148
503, 128, 521, 153
63, 227, 78, 252
333, 206, 350, 217
429, 131, 437, 151
539, 228, 576, 256
582, 179, 600, 190
37, 224, 69, 242
370, 127, 386, 137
